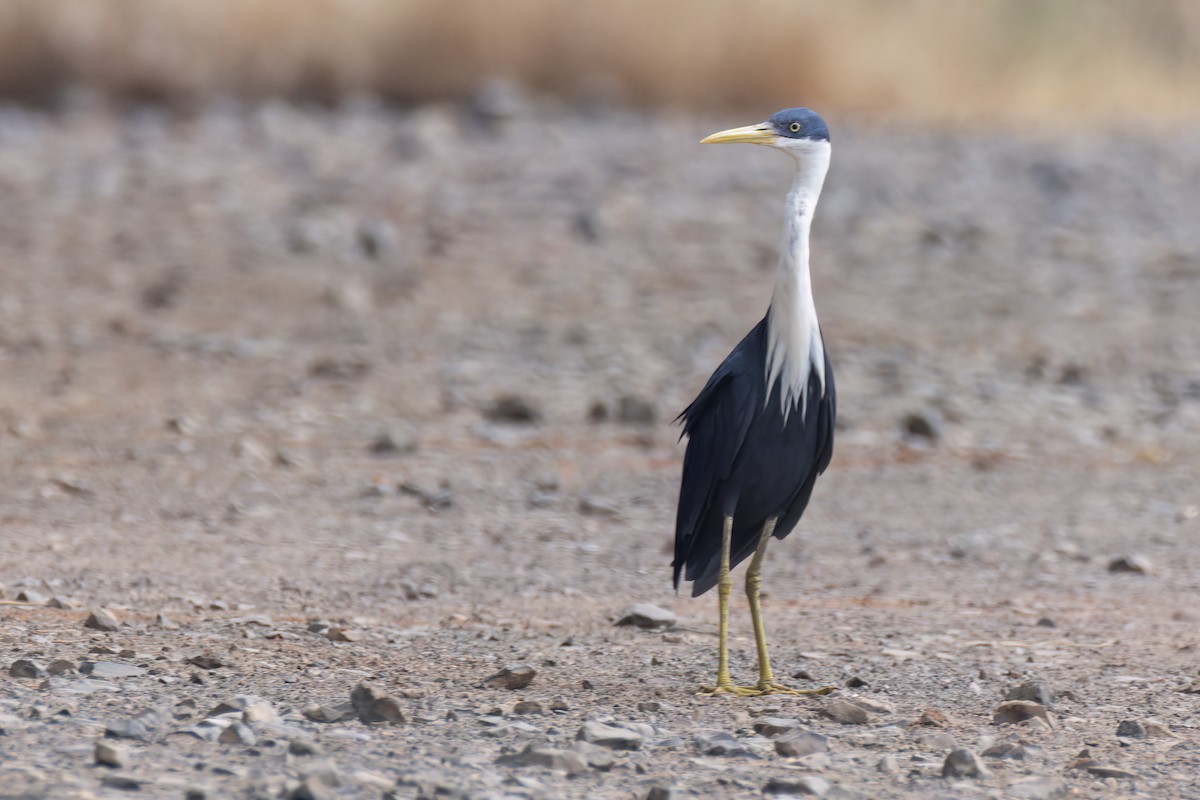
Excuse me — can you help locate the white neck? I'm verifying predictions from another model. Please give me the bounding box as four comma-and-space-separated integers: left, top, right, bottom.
766, 142, 830, 421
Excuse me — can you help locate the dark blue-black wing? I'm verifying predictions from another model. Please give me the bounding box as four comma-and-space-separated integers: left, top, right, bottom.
672, 321, 766, 590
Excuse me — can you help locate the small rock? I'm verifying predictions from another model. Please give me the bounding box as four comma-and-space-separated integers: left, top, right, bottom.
495, 743, 587, 774
1116, 719, 1146, 738
512, 700, 544, 715
764, 776, 831, 796
775, 728, 829, 757
483, 664, 536, 690
574, 740, 615, 770
942, 748, 990, 779
156, 613, 179, 630
993, 700, 1054, 727
1005, 681, 1054, 707
105, 708, 164, 741
303, 703, 354, 723
368, 430, 417, 455
217, 721, 257, 745
754, 717, 802, 737
1006, 776, 1068, 799
902, 409, 942, 441
484, 395, 541, 425
208, 695, 280, 725
94, 741, 131, 768
85, 661, 146, 679
1108, 555, 1151, 574
615, 604, 677, 630
983, 741, 1027, 760
644, 786, 675, 800
637, 701, 662, 713
288, 775, 335, 800
876, 755, 900, 773
823, 697, 870, 725
101, 774, 145, 791
9, 658, 46, 679
46, 659, 75, 676
693, 731, 747, 756
324, 627, 365, 642
617, 396, 656, 424
914, 708, 951, 727
288, 738, 321, 756
577, 720, 643, 750
85, 608, 121, 631
578, 495, 620, 517
15, 589, 46, 603
1086, 765, 1137, 779
349, 682, 406, 724
187, 654, 226, 670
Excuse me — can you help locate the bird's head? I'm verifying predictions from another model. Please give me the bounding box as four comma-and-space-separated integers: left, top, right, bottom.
701, 108, 830, 158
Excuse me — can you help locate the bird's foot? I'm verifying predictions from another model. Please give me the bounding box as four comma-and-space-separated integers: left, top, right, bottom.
697, 682, 763, 697
750, 680, 837, 697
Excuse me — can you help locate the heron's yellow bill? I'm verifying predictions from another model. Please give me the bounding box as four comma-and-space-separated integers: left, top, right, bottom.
700, 123, 774, 145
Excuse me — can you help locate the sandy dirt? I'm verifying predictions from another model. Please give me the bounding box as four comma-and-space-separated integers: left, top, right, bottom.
1, 99, 1199, 799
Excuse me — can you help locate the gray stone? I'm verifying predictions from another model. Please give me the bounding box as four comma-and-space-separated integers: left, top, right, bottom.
574, 740, 615, 770
693, 731, 748, 756
1005, 680, 1053, 707
942, 748, 990, 779
84, 608, 120, 631
512, 700, 544, 715
94, 741, 131, 768
616, 603, 677, 630
350, 682, 406, 724
208, 695, 281, 725
876, 755, 900, 773
982, 741, 1027, 759
9, 658, 46, 679
86, 661, 146, 679
288, 738, 321, 756
764, 776, 831, 796
217, 721, 257, 745
993, 700, 1054, 727
482, 664, 537, 690
823, 697, 870, 725
1116, 719, 1146, 738
577, 720, 643, 750
644, 787, 676, 800
302, 703, 354, 723
1086, 766, 1137, 779
105, 708, 164, 741
754, 717, 802, 737
100, 774, 145, 790
1006, 776, 1068, 799
1108, 554, 1151, 574
496, 743, 588, 774
46, 659, 76, 676
775, 728, 829, 757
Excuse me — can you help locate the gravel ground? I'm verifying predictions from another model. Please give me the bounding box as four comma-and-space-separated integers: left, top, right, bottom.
1, 98, 1199, 799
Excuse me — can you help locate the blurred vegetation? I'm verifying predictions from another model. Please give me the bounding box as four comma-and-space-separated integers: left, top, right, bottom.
0, 0, 1198, 125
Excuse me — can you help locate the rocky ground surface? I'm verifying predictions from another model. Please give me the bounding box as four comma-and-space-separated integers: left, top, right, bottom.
1, 97, 1199, 799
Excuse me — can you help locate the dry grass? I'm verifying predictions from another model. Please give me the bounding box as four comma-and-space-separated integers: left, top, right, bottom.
1, 0, 1199, 125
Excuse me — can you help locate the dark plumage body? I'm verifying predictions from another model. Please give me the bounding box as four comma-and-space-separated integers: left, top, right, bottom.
673, 319, 835, 596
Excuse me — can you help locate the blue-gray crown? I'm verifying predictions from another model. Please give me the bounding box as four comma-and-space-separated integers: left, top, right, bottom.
768, 108, 830, 142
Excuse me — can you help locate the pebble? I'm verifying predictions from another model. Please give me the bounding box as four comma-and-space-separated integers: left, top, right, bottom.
775, 729, 829, 757
574, 740, 615, 770
85, 661, 146, 679
763, 776, 831, 796
187, 654, 227, 670
693, 731, 749, 756
482, 664, 537, 690
754, 717, 803, 737
208, 695, 280, 725
495, 743, 587, 774
217, 721, 257, 745
9, 658, 46, 679
617, 396, 656, 424
105, 708, 165, 741
94, 741, 131, 768
101, 774, 145, 790
512, 700, 544, 715
993, 700, 1054, 727
615, 604, 677, 630
644, 786, 675, 800
942, 748, 990, 779
1005, 680, 1054, 707
288, 737, 320, 757
914, 708, 950, 727
876, 755, 900, 774
982, 741, 1027, 759
303, 703, 355, 723
1086, 765, 1137, 779
484, 394, 542, 424
350, 682, 406, 724
637, 701, 662, 713
46, 659, 76, 675
1005, 776, 1067, 799
1108, 554, 1151, 574
84, 608, 121, 631
577, 721, 644, 750
902, 409, 942, 440
324, 627, 365, 642
823, 698, 870, 725
1115, 719, 1146, 738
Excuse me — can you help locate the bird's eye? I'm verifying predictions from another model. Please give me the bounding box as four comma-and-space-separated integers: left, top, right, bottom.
789, 122, 801, 133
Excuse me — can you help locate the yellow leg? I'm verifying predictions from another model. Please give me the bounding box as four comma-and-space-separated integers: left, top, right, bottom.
744, 518, 835, 696
699, 516, 756, 696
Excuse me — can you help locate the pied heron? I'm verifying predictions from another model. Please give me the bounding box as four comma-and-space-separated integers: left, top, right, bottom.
674, 108, 836, 696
